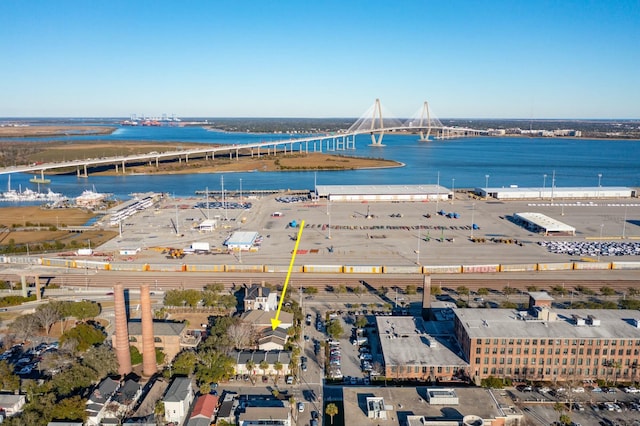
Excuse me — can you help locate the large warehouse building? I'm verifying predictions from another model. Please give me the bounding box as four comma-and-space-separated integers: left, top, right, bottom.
474, 186, 636, 200
315, 184, 450, 202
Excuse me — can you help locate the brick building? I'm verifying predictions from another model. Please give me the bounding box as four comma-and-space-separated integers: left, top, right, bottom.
454, 304, 640, 383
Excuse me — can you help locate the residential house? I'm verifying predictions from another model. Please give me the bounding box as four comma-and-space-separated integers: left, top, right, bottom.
163, 377, 194, 425
187, 394, 219, 426
238, 407, 291, 426
243, 284, 278, 312
257, 328, 289, 351
108, 379, 142, 419
232, 350, 292, 377
86, 378, 120, 426
241, 310, 293, 333
0, 393, 26, 417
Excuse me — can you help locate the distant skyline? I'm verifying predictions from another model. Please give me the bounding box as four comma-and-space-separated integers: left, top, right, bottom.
1, 1, 639, 119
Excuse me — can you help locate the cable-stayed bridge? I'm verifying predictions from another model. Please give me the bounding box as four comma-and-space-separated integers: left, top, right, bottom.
0, 99, 484, 178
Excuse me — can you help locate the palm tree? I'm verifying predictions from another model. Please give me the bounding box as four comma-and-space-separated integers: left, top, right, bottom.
246, 360, 256, 385
259, 360, 269, 379
274, 361, 283, 383
326, 402, 339, 425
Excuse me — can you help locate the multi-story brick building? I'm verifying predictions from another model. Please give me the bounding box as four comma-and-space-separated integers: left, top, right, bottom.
454, 295, 640, 383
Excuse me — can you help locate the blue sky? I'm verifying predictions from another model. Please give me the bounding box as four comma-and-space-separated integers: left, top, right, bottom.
1, 0, 638, 118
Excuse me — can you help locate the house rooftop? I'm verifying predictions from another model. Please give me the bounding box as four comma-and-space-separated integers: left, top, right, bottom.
164, 377, 192, 402
128, 320, 186, 336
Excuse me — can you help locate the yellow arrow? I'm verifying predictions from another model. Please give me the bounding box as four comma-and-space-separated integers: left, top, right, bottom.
271, 220, 305, 330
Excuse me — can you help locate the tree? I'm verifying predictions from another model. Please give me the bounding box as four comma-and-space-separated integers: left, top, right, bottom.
600, 286, 616, 296
0, 360, 19, 391
35, 303, 62, 335
430, 286, 442, 295
82, 345, 118, 378
227, 322, 254, 349
9, 314, 40, 341
60, 323, 106, 352
50, 364, 98, 397
559, 414, 571, 425
51, 395, 88, 422
355, 316, 368, 329
273, 361, 283, 383
259, 360, 269, 377
405, 285, 417, 295
326, 402, 339, 425
502, 286, 517, 298
326, 319, 344, 340
303, 287, 318, 295
195, 350, 235, 385
204, 283, 225, 293
353, 285, 364, 297
246, 360, 257, 383
336, 285, 347, 295
60, 300, 100, 320
628, 286, 640, 297
477, 287, 489, 296
172, 350, 198, 376
456, 286, 469, 297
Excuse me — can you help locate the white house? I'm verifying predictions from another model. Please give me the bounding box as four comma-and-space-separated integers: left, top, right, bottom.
0, 393, 26, 417
163, 377, 194, 425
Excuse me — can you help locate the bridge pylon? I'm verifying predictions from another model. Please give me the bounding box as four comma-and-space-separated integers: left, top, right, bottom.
418, 101, 432, 142
368, 98, 385, 147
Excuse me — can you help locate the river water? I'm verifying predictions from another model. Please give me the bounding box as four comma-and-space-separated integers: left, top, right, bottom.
2, 125, 639, 200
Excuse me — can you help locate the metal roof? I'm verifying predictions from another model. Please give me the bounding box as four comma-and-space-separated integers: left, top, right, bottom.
514, 212, 576, 233
316, 184, 448, 196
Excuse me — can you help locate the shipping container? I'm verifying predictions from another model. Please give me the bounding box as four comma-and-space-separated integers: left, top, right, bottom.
573, 262, 612, 270
499, 263, 538, 272
265, 265, 303, 273
612, 261, 640, 270
383, 265, 423, 274
186, 264, 226, 272
344, 265, 382, 274
462, 264, 500, 273
225, 264, 264, 273
302, 264, 344, 273
537, 262, 573, 271
423, 265, 463, 274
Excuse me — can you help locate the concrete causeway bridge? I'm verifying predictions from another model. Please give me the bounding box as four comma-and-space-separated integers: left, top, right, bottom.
0, 99, 485, 179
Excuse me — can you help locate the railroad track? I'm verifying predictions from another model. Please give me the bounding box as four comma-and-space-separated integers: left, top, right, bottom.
2, 271, 639, 294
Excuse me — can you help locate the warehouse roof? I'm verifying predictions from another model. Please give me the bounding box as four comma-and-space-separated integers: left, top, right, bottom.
456, 308, 640, 340
376, 316, 467, 367
316, 184, 448, 196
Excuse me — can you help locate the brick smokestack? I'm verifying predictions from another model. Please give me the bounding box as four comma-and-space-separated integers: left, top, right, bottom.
140, 284, 157, 376
114, 283, 132, 376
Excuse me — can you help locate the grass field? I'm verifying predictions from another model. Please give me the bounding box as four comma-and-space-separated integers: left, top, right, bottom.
0, 206, 117, 251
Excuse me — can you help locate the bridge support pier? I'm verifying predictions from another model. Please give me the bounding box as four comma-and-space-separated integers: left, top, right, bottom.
21, 275, 27, 298
35, 275, 41, 301
121, 161, 126, 173
156, 157, 159, 167
236, 148, 239, 160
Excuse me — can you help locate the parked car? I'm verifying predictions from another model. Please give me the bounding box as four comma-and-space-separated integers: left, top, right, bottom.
297, 402, 305, 412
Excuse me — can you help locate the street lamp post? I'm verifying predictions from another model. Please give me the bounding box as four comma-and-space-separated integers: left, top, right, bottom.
451, 178, 455, 204
485, 174, 490, 199
435, 171, 440, 213
471, 203, 475, 238
598, 223, 604, 261
416, 225, 421, 265
597, 173, 602, 198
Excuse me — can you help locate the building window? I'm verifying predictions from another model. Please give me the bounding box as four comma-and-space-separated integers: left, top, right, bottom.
476, 348, 481, 354
483, 367, 488, 375
475, 358, 481, 364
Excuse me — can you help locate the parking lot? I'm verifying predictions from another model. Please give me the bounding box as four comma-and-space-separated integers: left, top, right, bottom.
510, 384, 640, 425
